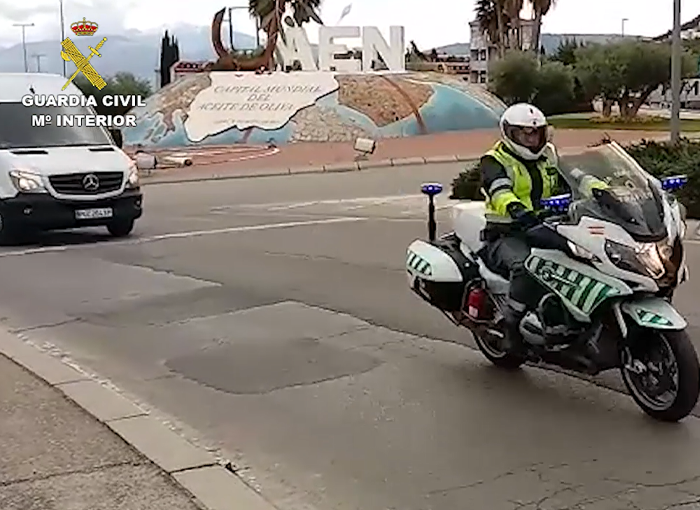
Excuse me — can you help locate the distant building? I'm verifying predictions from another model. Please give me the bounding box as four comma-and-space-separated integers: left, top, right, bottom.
653, 13, 700, 41
170, 61, 206, 83
468, 18, 536, 85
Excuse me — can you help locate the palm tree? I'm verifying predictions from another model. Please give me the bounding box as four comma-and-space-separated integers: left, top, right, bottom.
249, 0, 323, 41
530, 0, 555, 55
504, 0, 524, 50
475, 0, 507, 56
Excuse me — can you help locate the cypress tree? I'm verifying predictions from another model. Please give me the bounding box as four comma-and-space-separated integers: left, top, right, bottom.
159, 31, 181, 88
159, 30, 169, 88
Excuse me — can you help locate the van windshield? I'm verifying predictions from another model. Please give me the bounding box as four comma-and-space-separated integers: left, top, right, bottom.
0, 102, 112, 149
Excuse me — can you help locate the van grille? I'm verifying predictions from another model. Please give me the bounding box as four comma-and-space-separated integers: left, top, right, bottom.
49, 172, 123, 195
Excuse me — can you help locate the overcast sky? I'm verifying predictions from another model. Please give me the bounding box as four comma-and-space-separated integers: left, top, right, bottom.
0, 0, 688, 49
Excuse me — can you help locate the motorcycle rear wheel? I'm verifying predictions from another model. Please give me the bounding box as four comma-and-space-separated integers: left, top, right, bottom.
472, 329, 525, 370
621, 329, 700, 422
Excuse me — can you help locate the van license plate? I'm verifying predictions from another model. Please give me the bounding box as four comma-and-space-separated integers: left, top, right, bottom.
75, 208, 113, 219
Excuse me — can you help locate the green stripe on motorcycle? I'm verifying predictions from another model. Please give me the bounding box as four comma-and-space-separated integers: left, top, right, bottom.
561, 270, 583, 300
570, 276, 591, 305
527, 255, 625, 316
637, 310, 672, 326
589, 284, 618, 313
582, 281, 609, 313
418, 260, 431, 274
407, 251, 432, 276
576, 279, 599, 310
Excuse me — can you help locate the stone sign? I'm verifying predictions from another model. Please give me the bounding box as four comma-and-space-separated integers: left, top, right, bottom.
276, 26, 405, 72
184, 72, 339, 141
648, 78, 700, 105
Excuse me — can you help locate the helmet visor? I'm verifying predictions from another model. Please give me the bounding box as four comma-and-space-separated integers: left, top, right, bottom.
505, 124, 547, 155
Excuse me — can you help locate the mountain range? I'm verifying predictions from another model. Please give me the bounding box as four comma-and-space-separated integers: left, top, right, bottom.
0, 26, 257, 86
0, 26, 655, 87
435, 33, 643, 57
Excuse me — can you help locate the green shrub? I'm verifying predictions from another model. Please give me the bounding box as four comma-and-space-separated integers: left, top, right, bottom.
450, 162, 483, 201
532, 62, 575, 116
488, 50, 587, 116
624, 138, 700, 219
488, 50, 539, 105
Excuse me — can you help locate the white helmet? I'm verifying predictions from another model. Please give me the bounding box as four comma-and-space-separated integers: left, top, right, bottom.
499, 103, 549, 161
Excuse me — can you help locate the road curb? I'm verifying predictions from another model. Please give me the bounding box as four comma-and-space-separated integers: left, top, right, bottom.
141, 153, 478, 186
0, 328, 278, 510
139, 133, 700, 186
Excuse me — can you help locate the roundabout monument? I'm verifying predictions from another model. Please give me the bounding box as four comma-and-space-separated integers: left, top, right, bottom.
123, 4, 506, 148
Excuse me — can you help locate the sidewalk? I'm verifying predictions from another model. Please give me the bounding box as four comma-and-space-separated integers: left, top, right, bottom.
0, 328, 279, 510
0, 353, 203, 510
138, 128, 691, 185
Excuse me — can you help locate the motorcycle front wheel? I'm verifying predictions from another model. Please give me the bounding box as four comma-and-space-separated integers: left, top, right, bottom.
621, 329, 700, 422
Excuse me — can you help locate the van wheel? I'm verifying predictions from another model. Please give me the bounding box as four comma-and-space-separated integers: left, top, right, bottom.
0, 214, 19, 246
107, 219, 134, 238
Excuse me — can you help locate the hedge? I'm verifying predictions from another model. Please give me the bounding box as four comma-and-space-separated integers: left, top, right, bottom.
450, 138, 700, 219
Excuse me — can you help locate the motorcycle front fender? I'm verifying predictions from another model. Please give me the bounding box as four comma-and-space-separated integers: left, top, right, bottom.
621, 296, 687, 330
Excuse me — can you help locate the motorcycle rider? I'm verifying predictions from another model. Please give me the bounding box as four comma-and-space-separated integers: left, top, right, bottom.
479, 103, 606, 353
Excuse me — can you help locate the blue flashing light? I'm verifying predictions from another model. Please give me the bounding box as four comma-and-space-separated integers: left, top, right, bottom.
661, 175, 688, 191
421, 182, 443, 196
541, 193, 571, 210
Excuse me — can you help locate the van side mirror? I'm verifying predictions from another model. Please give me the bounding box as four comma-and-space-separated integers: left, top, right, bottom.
109, 128, 123, 148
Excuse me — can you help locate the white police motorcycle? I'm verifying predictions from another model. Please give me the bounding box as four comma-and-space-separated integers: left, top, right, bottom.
406, 140, 699, 422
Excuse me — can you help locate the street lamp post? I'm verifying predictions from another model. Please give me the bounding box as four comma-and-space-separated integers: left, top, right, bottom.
621, 18, 628, 36
59, 0, 67, 76
670, 0, 682, 143
13, 23, 35, 72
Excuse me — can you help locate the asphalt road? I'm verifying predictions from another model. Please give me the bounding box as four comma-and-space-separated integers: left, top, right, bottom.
3, 162, 700, 510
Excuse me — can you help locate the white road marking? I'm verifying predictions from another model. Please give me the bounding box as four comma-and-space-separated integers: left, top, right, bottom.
0, 217, 367, 258
266, 201, 320, 211
247, 194, 452, 215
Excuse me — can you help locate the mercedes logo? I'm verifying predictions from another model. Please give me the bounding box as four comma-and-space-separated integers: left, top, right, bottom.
82, 174, 99, 191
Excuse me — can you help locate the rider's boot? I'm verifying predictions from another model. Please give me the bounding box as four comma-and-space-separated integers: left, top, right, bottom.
502, 300, 527, 355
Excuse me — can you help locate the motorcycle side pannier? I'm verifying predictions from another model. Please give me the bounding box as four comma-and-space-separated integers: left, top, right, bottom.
407, 235, 481, 312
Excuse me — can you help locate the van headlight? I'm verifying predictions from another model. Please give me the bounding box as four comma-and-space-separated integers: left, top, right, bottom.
126, 162, 140, 189
9, 170, 46, 193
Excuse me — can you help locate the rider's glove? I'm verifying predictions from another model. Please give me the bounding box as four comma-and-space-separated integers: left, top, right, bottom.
525, 223, 569, 251
508, 203, 540, 229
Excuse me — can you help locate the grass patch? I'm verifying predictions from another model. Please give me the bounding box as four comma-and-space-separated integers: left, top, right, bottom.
549, 115, 700, 131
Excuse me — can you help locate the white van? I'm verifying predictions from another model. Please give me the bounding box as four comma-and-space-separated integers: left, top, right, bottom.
0, 73, 142, 243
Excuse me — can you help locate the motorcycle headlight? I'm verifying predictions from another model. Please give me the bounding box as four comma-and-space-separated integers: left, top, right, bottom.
657, 237, 675, 261
604, 239, 665, 279
9, 169, 46, 193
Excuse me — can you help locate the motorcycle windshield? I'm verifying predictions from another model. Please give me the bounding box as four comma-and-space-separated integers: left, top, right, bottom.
558, 142, 667, 242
